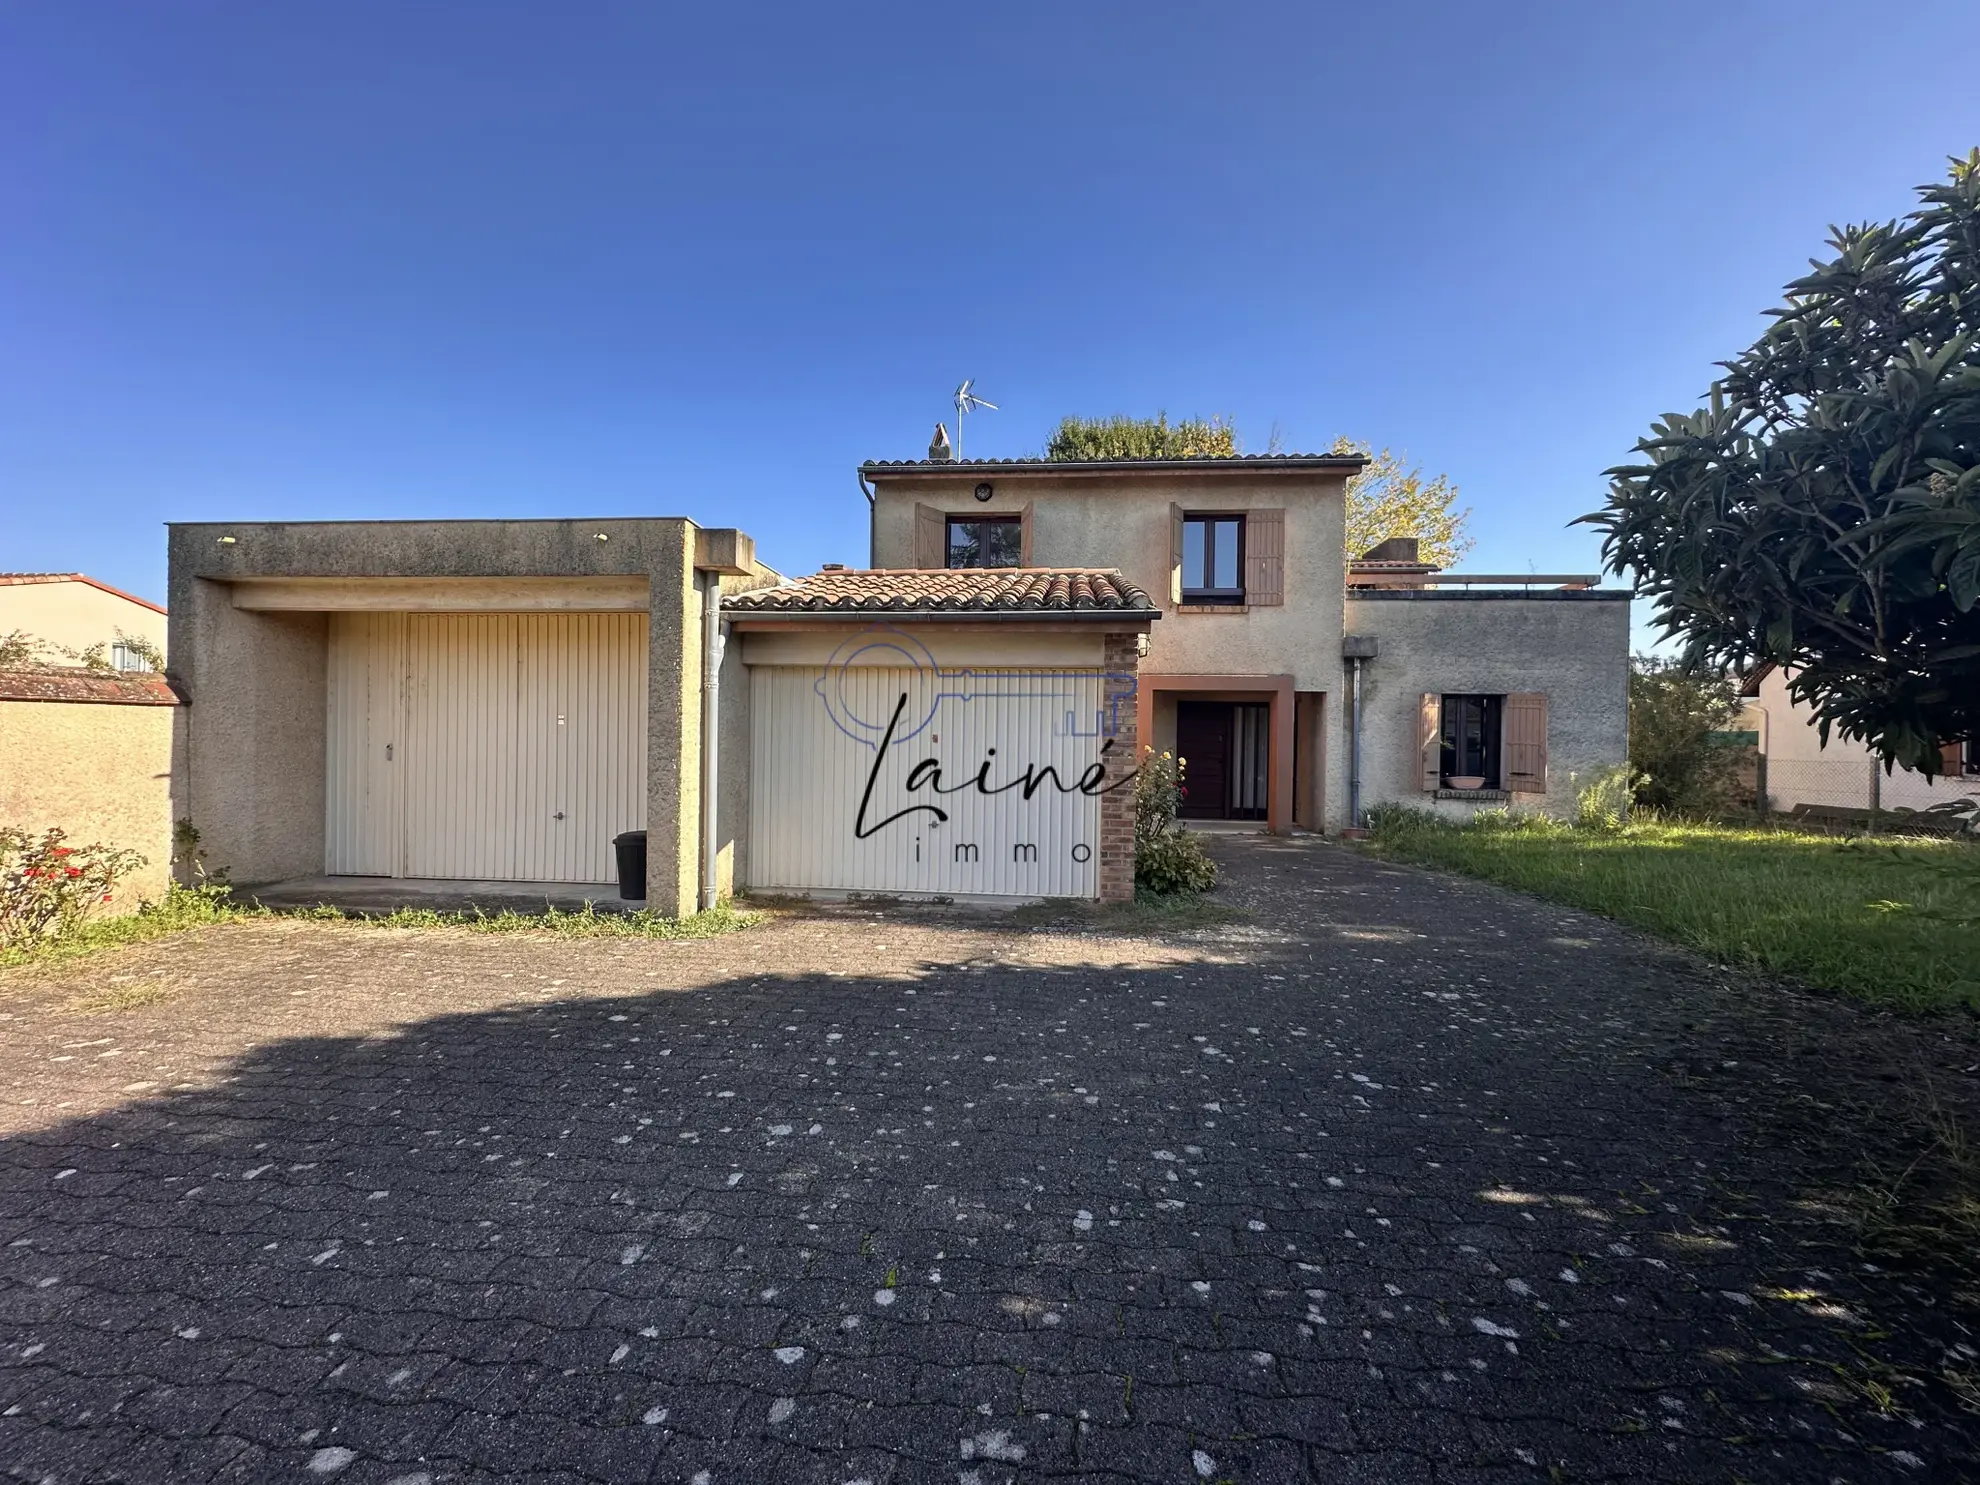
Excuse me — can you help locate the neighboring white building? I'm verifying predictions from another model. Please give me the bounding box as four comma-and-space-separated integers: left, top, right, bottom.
0, 572, 167, 668
1738, 663, 1979, 813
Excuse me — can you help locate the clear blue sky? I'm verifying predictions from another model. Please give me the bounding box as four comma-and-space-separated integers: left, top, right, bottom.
5, 2, 1977, 628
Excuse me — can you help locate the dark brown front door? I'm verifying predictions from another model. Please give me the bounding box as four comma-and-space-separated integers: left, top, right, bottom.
1176, 701, 1270, 821
1176, 701, 1230, 820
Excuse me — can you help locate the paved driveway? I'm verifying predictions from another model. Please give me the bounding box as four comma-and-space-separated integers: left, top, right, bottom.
3, 838, 1977, 1483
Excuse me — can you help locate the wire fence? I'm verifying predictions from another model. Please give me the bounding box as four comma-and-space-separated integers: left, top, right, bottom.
1760, 756, 1980, 818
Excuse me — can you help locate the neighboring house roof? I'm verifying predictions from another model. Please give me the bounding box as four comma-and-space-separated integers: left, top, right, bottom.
1738, 662, 1778, 697
0, 572, 167, 614
0, 668, 181, 705
859, 454, 1366, 477
724, 568, 1158, 619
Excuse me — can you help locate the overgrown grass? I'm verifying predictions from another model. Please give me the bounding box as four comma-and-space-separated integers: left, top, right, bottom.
289, 900, 763, 939
0, 884, 253, 971
1364, 808, 1980, 1014
0, 886, 761, 972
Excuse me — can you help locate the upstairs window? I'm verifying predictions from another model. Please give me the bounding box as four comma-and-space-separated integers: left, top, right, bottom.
1181, 514, 1245, 604
109, 641, 155, 672
946, 515, 1023, 569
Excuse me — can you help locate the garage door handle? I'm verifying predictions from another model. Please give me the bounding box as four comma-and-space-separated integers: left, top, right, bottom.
552, 811, 566, 821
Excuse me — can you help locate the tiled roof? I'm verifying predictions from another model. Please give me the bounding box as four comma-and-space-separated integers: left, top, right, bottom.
0, 668, 181, 705
724, 568, 1157, 616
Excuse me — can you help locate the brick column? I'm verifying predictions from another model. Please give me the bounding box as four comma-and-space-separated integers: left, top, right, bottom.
1099, 631, 1142, 904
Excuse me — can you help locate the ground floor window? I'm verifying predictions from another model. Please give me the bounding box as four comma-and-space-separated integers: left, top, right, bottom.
1440, 693, 1503, 788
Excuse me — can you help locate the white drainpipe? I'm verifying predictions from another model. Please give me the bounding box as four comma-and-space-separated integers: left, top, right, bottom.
699, 572, 727, 912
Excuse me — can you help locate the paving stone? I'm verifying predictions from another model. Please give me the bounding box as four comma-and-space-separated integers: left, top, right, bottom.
0, 837, 1974, 1480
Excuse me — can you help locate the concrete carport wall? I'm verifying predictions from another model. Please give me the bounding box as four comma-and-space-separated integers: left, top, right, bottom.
166, 519, 768, 917
1345, 588, 1631, 820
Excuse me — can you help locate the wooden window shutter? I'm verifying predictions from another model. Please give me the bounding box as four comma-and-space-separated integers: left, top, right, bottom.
1941, 740, 1967, 776
915, 504, 945, 568
1020, 500, 1035, 565
1245, 509, 1285, 605
1419, 693, 1442, 791
1169, 503, 1185, 606
1505, 692, 1548, 793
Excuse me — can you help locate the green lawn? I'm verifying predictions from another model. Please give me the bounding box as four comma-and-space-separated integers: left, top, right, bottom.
1365, 811, 1980, 1014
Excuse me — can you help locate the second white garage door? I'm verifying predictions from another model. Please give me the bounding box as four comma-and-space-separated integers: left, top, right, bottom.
326, 612, 648, 882
748, 663, 1108, 899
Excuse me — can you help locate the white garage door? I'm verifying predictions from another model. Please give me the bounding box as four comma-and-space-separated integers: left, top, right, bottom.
749, 663, 1110, 898
326, 612, 647, 882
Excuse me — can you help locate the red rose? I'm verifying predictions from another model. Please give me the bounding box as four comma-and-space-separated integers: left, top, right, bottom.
65, 867, 82, 877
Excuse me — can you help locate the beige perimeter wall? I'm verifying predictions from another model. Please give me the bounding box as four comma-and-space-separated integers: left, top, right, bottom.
0, 700, 175, 909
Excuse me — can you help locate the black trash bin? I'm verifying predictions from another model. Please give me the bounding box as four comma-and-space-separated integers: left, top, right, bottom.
612, 830, 647, 900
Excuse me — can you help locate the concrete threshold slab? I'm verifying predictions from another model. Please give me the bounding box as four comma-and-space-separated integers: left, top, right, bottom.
246, 876, 641, 916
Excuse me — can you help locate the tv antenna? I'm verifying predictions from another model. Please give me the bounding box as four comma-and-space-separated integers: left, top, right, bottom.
953, 379, 997, 460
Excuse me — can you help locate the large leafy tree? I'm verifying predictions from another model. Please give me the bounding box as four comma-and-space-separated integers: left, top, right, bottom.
1331, 437, 1473, 568
1044, 412, 1242, 460
1584, 151, 1980, 774
1044, 416, 1471, 567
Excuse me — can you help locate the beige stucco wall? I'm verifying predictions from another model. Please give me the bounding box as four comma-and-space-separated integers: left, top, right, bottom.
0, 580, 168, 660
870, 469, 1347, 685
0, 699, 175, 909
871, 467, 1351, 827
1348, 592, 1631, 821
171, 593, 330, 887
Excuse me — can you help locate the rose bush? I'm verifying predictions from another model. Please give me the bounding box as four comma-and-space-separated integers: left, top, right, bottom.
1133, 748, 1219, 894
0, 827, 146, 950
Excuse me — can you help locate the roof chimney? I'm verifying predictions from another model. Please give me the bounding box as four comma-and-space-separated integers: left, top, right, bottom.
928, 422, 953, 461
1360, 536, 1420, 563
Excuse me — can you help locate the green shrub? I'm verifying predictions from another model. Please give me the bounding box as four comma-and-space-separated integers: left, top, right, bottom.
1133, 748, 1219, 894
1135, 827, 1218, 894
1628, 656, 1747, 815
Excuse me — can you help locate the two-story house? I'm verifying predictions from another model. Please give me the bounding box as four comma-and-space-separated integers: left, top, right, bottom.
723, 451, 1629, 902
164, 451, 1628, 914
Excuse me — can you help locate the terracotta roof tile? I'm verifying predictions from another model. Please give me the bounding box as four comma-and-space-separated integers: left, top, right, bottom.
724, 568, 1156, 616
0, 668, 181, 705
